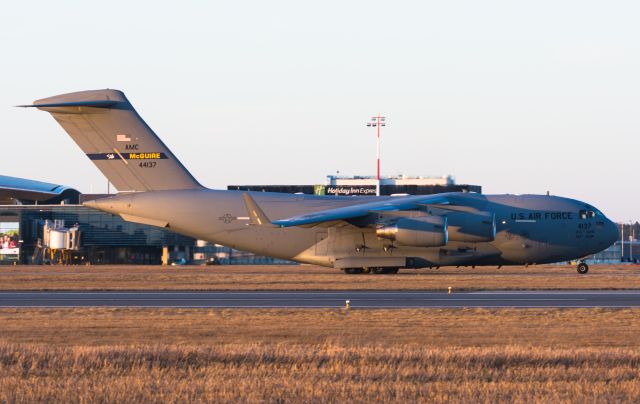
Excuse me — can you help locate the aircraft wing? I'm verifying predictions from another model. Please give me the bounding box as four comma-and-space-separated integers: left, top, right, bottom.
271, 194, 452, 228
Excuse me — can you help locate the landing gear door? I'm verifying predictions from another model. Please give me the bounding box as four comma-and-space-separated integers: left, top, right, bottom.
327, 227, 367, 257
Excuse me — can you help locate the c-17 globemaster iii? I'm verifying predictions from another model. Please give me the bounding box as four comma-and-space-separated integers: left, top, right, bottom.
21, 89, 618, 274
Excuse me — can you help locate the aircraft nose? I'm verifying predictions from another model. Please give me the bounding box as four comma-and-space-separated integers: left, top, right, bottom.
604, 218, 619, 248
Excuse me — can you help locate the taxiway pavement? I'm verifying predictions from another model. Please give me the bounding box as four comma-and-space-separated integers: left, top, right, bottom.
1, 291, 640, 308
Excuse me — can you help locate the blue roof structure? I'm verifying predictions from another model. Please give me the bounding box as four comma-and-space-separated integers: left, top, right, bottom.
0, 175, 79, 204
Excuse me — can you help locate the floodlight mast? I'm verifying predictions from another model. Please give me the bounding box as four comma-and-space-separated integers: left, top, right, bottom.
366, 114, 386, 196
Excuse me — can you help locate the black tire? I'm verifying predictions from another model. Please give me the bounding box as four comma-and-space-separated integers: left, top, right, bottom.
343, 268, 363, 275
382, 267, 399, 274
577, 263, 589, 274
371, 267, 386, 274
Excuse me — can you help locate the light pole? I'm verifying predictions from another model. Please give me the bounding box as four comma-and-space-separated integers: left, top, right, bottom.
630, 221, 634, 262
366, 114, 386, 196
621, 223, 624, 262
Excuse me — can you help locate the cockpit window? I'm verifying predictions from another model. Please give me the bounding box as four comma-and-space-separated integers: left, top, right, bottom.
583, 204, 604, 217
579, 210, 595, 219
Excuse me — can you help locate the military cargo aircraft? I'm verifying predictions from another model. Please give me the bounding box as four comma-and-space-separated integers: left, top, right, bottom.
21, 90, 618, 274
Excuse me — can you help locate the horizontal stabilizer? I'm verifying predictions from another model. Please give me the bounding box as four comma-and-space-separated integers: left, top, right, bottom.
17, 100, 119, 109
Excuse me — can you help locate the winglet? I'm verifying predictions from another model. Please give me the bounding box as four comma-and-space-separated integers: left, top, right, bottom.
242, 193, 275, 227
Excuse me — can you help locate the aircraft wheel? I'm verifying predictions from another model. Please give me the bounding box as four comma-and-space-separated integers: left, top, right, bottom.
577, 262, 589, 274
343, 268, 363, 275
371, 267, 386, 274
384, 268, 400, 274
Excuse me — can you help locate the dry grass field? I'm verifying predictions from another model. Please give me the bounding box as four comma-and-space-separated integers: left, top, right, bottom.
3, 265, 640, 402
1, 263, 640, 291
1, 308, 640, 402
2, 343, 639, 403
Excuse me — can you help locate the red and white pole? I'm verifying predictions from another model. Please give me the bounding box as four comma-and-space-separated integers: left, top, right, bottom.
367, 114, 386, 197
376, 114, 381, 182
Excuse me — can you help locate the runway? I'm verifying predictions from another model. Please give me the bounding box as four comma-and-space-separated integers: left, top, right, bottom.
1, 291, 640, 308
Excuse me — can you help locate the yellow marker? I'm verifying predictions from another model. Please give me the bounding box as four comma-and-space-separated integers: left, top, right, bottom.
112, 148, 129, 165
448, 286, 452, 294
345, 299, 350, 309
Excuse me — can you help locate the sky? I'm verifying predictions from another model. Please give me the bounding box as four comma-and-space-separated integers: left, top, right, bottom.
1, 1, 638, 222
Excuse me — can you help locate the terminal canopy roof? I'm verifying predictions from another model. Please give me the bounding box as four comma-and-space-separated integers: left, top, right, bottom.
0, 175, 79, 204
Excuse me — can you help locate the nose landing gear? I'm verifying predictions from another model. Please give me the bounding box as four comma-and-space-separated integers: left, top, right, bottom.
577, 262, 589, 274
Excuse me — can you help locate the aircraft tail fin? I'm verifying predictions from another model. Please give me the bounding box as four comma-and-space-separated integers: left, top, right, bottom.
20, 89, 203, 192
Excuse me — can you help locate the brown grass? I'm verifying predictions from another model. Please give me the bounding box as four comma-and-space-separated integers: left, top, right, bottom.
1, 308, 640, 347
1, 343, 639, 403
1, 264, 640, 291
1, 308, 640, 402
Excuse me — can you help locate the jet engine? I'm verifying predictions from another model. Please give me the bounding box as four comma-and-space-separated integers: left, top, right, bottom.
446, 211, 496, 242
376, 216, 448, 247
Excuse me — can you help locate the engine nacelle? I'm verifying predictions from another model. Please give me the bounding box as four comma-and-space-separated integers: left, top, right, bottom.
376, 216, 448, 247
446, 211, 496, 242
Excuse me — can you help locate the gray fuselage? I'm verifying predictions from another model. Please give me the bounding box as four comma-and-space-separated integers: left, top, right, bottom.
86, 190, 618, 268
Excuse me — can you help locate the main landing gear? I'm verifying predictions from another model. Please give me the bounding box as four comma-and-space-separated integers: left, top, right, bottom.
342, 267, 400, 275
577, 262, 589, 274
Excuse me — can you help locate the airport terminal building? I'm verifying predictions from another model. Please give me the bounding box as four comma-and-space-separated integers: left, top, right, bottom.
1, 174, 485, 265
0, 176, 196, 265
229, 175, 480, 196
